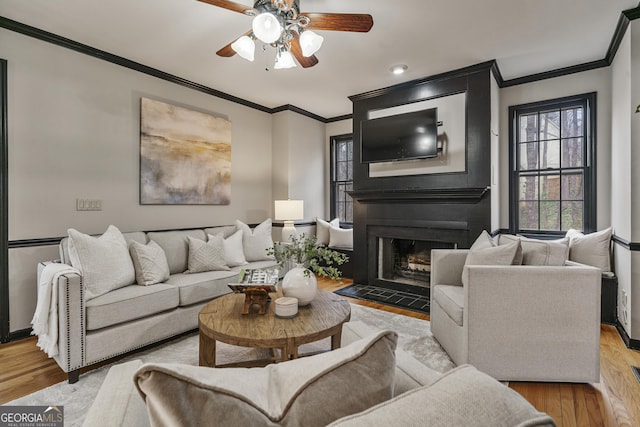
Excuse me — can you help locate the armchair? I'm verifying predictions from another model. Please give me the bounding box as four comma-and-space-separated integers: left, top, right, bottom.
430, 249, 601, 383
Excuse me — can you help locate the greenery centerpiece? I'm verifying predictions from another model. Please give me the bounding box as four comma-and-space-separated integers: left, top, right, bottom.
268, 233, 349, 281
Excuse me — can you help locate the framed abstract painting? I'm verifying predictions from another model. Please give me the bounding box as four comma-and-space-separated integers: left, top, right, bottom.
140, 97, 231, 205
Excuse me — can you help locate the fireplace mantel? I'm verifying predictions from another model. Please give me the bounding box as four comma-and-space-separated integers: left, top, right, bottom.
349, 187, 490, 204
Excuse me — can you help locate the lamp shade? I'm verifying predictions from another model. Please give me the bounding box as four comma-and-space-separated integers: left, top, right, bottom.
231, 35, 255, 61
300, 30, 324, 57
274, 200, 304, 220
274, 50, 297, 69
252, 12, 282, 43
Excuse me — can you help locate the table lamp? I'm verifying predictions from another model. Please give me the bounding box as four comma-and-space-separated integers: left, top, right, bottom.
274, 200, 304, 242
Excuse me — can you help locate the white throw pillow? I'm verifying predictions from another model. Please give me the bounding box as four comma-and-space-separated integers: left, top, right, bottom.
328, 225, 353, 250
235, 219, 276, 262
186, 235, 230, 273
566, 227, 612, 273
129, 240, 170, 286
316, 218, 339, 246
212, 230, 247, 267
67, 225, 136, 300
135, 330, 398, 427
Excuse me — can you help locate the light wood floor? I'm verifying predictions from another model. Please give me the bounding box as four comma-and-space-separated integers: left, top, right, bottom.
1, 278, 639, 427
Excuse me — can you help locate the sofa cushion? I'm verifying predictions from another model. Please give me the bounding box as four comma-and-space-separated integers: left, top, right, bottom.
135, 330, 398, 427
146, 229, 207, 274
432, 285, 465, 327
86, 283, 179, 331
165, 270, 237, 306
499, 234, 569, 266
235, 219, 276, 262
232, 260, 280, 273
186, 235, 230, 273
328, 365, 556, 427
316, 217, 339, 246
129, 240, 171, 286
566, 227, 612, 273
329, 226, 353, 250
67, 225, 137, 300
60, 231, 146, 265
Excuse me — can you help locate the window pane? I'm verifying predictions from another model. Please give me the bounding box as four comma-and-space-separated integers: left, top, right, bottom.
539, 139, 559, 169
346, 141, 353, 161
519, 114, 538, 142
519, 176, 538, 200
336, 162, 345, 181
540, 174, 560, 200
561, 201, 583, 231
561, 108, 583, 138
561, 138, 583, 168
539, 110, 560, 140
519, 142, 539, 170
346, 160, 353, 180
337, 143, 348, 161
561, 173, 583, 200
540, 201, 560, 230
519, 201, 538, 230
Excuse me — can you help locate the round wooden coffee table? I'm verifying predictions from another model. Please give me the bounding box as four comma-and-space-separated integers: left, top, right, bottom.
198, 289, 351, 368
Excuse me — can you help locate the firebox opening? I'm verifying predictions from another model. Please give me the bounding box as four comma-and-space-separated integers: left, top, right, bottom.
377, 238, 457, 288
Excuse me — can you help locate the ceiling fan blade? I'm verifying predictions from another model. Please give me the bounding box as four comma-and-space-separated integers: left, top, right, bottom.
302, 13, 374, 32
216, 30, 252, 57
197, 0, 252, 14
290, 33, 319, 68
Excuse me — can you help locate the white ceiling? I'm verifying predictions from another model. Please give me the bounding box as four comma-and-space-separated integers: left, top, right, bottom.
1, 0, 637, 118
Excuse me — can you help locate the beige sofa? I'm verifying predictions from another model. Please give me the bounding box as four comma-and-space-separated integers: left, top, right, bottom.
38, 225, 278, 383
83, 321, 556, 427
430, 248, 601, 382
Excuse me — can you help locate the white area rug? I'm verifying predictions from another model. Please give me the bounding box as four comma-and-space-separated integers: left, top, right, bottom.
7, 304, 454, 426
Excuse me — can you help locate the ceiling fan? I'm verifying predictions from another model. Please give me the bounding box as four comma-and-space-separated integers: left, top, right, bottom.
198, 0, 374, 69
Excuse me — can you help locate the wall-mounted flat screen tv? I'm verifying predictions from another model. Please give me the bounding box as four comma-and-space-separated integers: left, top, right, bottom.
360, 108, 438, 163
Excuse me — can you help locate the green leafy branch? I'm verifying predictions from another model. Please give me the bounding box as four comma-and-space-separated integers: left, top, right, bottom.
267, 233, 349, 281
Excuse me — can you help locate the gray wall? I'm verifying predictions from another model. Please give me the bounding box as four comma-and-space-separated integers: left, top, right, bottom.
610, 20, 640, 339
498, 67, 613, 231
2, 28, 286, 332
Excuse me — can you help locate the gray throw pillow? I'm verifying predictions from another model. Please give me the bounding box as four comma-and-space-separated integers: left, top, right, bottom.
499, 234, 569, 266
185, 235, 230, 274
129, 240, 170, 286
462, 240, 522, 287
135, 330, 398, 427
328, 365, 555, 427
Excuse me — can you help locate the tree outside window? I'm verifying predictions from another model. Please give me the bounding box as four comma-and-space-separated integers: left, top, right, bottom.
510, 93, 595, 234
330, 135, 353, 224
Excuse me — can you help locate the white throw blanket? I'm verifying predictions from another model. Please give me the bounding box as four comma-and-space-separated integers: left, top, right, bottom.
31, 263, 80, 357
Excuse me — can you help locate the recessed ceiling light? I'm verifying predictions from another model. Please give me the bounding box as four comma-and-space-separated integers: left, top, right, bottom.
390, 64, 408, 75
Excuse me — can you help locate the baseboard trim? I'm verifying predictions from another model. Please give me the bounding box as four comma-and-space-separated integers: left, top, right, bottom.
616, 321, 640, 351
5, 327, 32, 343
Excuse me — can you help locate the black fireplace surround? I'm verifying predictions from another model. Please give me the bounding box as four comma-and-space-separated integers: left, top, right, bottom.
348, 62, 495, 287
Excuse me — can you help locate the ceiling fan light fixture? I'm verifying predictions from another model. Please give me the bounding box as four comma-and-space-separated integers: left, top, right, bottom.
300, 30, 324, 57
252, 12, 282, 43
231, 35, 255, 61
274, 50, 297, 69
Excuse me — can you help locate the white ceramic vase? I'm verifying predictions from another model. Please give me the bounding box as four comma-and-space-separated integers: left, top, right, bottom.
282, 263, 317, 306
